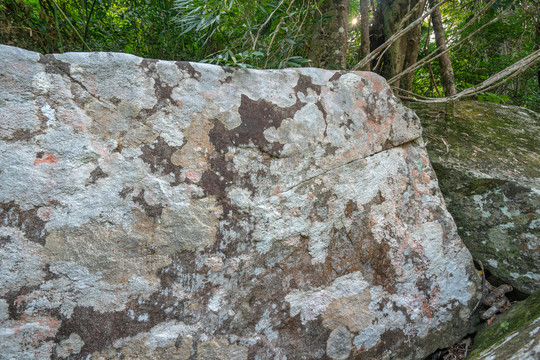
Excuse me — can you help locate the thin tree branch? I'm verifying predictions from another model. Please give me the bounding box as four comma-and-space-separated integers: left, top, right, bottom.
352, 0, 450, 70
252, 0, 287, 50
389, 0, 509, 84
264, 0, 295, 68
50, 0, 92, 51
394, 49, 540, 102
428, 62, 442, 97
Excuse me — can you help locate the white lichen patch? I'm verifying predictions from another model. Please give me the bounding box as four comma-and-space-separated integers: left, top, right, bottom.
55, 51, 158, 109
327, 326, 352, 360
23, 262, 157, 316
285, 272, 369, 324
0, 227, 46, 296
44, 196, 221, 285
155, 60, 185, 86
56, 333, 84, 359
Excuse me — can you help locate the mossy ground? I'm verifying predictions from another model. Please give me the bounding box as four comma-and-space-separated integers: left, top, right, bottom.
466, 290, 540, 359
407, 101, 540, 183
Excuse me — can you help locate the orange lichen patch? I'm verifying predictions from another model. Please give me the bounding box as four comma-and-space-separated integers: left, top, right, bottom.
37, 207, 53, 221
58, 109, 87, 131
34, 153, 58, 165
355, 98, 367, 109
415, 287, 440, 320
15, 296, 26, 308
184, 168, 201, 183
420, 297, 435, 319
420, 152, 430, 166
16, 314, 61, 341
85, 74, 98, 95
290, 207, 301, 216
430, 285, 441, 302
170, 115, 214, 169
422, 172, 431, 183
200, 91, 217, 100
361, 73, 388, 93
353, 345, 367, 356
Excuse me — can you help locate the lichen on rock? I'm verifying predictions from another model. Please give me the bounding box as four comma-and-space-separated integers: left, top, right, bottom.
409, 101, 540, 295
0, 45, 481, 359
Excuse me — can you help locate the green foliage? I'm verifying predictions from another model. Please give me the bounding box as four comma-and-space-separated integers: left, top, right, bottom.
410, 0, 539, 111
1, 0, 539, 110
449, 0, 539, 111
477, 92, 511, 104
173, 0, 318, 68
0, 0, 317, 68
0, 0, 187, 59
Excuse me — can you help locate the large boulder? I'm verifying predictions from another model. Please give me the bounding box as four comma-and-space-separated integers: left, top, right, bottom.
0, 45, 480, 360
408, 101, 540, 296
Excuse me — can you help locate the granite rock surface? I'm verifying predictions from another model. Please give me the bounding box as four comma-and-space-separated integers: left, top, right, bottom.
0, 45, 481, 359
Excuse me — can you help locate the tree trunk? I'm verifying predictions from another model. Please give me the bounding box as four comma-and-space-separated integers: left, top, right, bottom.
309, 0, 350, 69
429, 0, 457, 96
370, 0, 420, 89
534, 11, 540, 93
401, 0, 426, 91
358, 0, 371, 70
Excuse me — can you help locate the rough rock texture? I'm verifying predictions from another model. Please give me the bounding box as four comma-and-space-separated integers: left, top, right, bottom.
0, 45, 481, 360
467, 290, 540, 360
408, 101, 540, 296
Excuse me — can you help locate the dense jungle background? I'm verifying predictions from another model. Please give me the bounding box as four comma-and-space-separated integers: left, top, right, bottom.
1, 0, 539, 111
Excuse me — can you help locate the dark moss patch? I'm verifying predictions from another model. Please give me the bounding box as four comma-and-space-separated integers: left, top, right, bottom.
0, 201, 48, 245
139, 136, 185, 186
118, 186, 134, 199
358, 328, 406, 359
235, 94, 298, 156
199, 119, 256, 253
54, 301, 167, 356
327, 226, 362, 277
4, 128, 41, 142
199, 120, 237, 203
175, 61, 201, 79
39, 54, 71, 76
0, 235, 9, 247
294, 74, 321, 96
139, 59, 178, 116
141, 59, 174, 102
219, 67, 235, 84
344, 199, 357, 218
4, 285, 41, 320
86, 166, 108, 185
267, 316, 331, 360
329, 71, 346, 82
132, 189, 163, 218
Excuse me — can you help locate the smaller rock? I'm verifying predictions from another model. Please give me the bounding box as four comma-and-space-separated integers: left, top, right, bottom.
468, 290, 540, 359
408, 101, 540, 295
